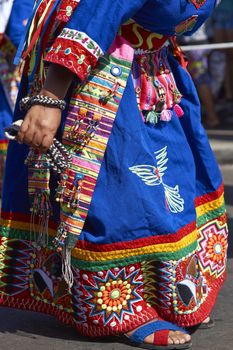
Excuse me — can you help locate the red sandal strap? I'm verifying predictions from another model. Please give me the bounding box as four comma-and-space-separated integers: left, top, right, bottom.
153, 329, 170, 346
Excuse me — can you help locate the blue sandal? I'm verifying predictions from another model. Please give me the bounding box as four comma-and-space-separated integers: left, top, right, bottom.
123, 320, 192, 350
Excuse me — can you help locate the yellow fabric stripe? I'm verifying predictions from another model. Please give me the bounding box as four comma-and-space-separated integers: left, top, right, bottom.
0, 142, 8, 152
196, 193, 224, 217
72, 229, 198, 261
1, 219, 56, 236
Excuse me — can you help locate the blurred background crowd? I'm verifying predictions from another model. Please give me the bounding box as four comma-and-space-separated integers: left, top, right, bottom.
181, 0, 233, 129
0, 0, 233, 193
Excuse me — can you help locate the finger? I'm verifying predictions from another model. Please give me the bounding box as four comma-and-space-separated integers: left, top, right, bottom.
39, 134, 54, 153
31, 133, 43, 149
17, 118, 30, 144
22, 128, 36, 146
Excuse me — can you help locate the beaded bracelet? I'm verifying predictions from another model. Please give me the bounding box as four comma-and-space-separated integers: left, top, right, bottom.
19, 94, 66, 112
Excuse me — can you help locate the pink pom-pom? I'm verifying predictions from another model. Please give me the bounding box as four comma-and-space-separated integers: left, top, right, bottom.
174, 104, 184, 118
160, 109, 172, 122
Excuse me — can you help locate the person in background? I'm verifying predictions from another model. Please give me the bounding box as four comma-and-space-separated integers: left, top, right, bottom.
182, 24, 220, 128
212, 0, 233, 102
0, 0, 33, 192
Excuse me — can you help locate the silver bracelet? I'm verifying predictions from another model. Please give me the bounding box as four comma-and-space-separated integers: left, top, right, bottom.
19, 94, 66, 112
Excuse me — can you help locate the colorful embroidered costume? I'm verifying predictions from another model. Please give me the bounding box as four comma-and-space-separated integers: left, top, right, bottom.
0, 0, 228, 339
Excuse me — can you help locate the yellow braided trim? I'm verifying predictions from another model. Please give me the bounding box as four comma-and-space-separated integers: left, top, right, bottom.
196, 193, 224, 217
72, 229, 198, 261
0, 236, 8, 271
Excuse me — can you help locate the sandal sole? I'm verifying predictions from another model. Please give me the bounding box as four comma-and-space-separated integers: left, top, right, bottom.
187, 318, 215, 333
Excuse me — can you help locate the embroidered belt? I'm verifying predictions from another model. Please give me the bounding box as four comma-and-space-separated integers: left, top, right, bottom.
119, 20, 169, 52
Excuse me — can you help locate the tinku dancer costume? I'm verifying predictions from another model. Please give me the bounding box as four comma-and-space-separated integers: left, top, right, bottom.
0, 0, 228, 348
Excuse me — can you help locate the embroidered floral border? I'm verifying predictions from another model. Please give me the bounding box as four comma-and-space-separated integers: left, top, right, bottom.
45, 28, 103, 81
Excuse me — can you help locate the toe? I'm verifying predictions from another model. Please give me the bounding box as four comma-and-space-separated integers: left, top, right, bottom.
168, 335, 174, 345
169, 331, 191, 345
173, 335, 181, 345
175, 331, 186, 344
168, 331, 180, 345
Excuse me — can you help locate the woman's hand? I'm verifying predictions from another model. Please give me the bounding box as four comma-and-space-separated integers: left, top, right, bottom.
17, 64, 75, 153
17, 104, 62, 153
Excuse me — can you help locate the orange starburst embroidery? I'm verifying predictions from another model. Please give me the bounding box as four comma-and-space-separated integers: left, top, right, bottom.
206, 234, 227, 263
95, 278, 132, 314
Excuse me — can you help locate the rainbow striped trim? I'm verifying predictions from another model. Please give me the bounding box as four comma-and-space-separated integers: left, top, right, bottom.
0, 183, 227, 271
0, 140, 8, 155
195, 184, 226, 228
59, 37, 134, 248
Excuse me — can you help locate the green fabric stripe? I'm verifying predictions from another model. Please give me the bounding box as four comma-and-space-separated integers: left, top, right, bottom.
71, 241, 198, 271
98, 54, 132, 71
196, 204, 226, 228
0, 226, 54, 249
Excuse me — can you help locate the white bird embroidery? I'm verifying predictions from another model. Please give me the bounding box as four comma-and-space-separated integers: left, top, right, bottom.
129, 146, 184, 213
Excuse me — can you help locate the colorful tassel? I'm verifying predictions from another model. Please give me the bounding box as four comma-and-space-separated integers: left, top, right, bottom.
160, 109, 172, 121
174, 104, 184, 118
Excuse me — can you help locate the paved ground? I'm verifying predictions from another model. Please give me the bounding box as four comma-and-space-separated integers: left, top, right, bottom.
0, 121, 233, 350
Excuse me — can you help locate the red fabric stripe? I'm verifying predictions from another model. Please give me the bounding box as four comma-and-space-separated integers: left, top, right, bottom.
195, 183, 224, 207
1, 211, 58, 229
23, 1, 55, 59
76, 221, 197, 251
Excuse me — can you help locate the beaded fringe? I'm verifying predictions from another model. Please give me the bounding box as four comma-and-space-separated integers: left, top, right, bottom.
62, 246, 74, 289
29, 191, 51, 246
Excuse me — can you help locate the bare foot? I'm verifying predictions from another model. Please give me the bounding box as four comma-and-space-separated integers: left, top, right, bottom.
126, 319, 191, 346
